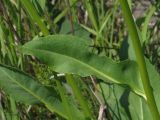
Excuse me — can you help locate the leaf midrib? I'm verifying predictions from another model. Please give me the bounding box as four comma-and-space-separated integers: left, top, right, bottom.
23, 47, 145, 97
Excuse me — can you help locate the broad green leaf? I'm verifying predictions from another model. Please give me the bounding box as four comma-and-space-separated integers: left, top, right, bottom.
100, 59, 160, 120
0, 64, 67, 119
119, 34, 160, 120
21, 35, 144, 97
146, 59, 160, 113
99, 83, 150, 120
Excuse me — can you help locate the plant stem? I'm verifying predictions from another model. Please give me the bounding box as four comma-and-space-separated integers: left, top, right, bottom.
83, 0, 99, 31
0, 0, 20, 44
65, 0, 74, 35
20, 0, 49, 36
118, 1, 160, 120
53, 1, 77, 24
56, 80, 72, 120
66, 74, 92, 119
142, 5, 156, 42
17, 0, 23, 39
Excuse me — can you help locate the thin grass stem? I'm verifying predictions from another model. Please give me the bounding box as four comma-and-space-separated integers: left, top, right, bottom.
118, 1, 160, 120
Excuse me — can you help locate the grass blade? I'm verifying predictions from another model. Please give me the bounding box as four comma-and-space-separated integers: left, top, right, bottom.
20, 0, 49, 36
142, 5, 156, 42
66, 74, 92, 119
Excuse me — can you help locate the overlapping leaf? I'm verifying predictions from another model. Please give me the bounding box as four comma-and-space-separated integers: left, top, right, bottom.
114, 32, 160, 120
0, 64, 67, 119
21, 35, 144, 97
100, 59, 160, 120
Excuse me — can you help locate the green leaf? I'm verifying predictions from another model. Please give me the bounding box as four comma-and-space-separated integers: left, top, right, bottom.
0, 101, 6, 120
21, 35, 144, 97
55, 80, 86, 120
31, 0, 46, 14
20, 0, 49, 36
100, 59, 160, 120
99, 83, 151, 120
116, 34, 160, 120
142, 5, 156, 42
146, 59, 160, 113
60, 19, 90, 40
65, 74, 92, 119
0, 64, 67, 119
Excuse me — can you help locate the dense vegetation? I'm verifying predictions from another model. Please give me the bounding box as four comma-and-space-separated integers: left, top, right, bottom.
0, 0, 160, 120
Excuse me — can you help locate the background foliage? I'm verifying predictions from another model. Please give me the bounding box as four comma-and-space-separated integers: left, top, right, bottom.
0, 0, 160, 120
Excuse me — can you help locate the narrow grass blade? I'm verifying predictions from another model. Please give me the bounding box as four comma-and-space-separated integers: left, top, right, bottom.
20, 0, 49, 36
142, 5, 156, 42
66, 74, 92, 119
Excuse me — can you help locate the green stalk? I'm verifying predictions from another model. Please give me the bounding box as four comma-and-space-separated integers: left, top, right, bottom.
17, 0, 24, 70
109, 1, 118, 48
142, 5, 156, 42
118, 1, 160, 120
17, 0, 22, 39
100, 0, 105, 17
10, 97, 19, 120
56, 80, 72, 120
53, 8, 69, 24
53, 1, 77, 24
0, 101, 6, 120
20, 0, 49, 36
127, 0, 132, 9
83, 0, 99, 31
66, 74, 92, 119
